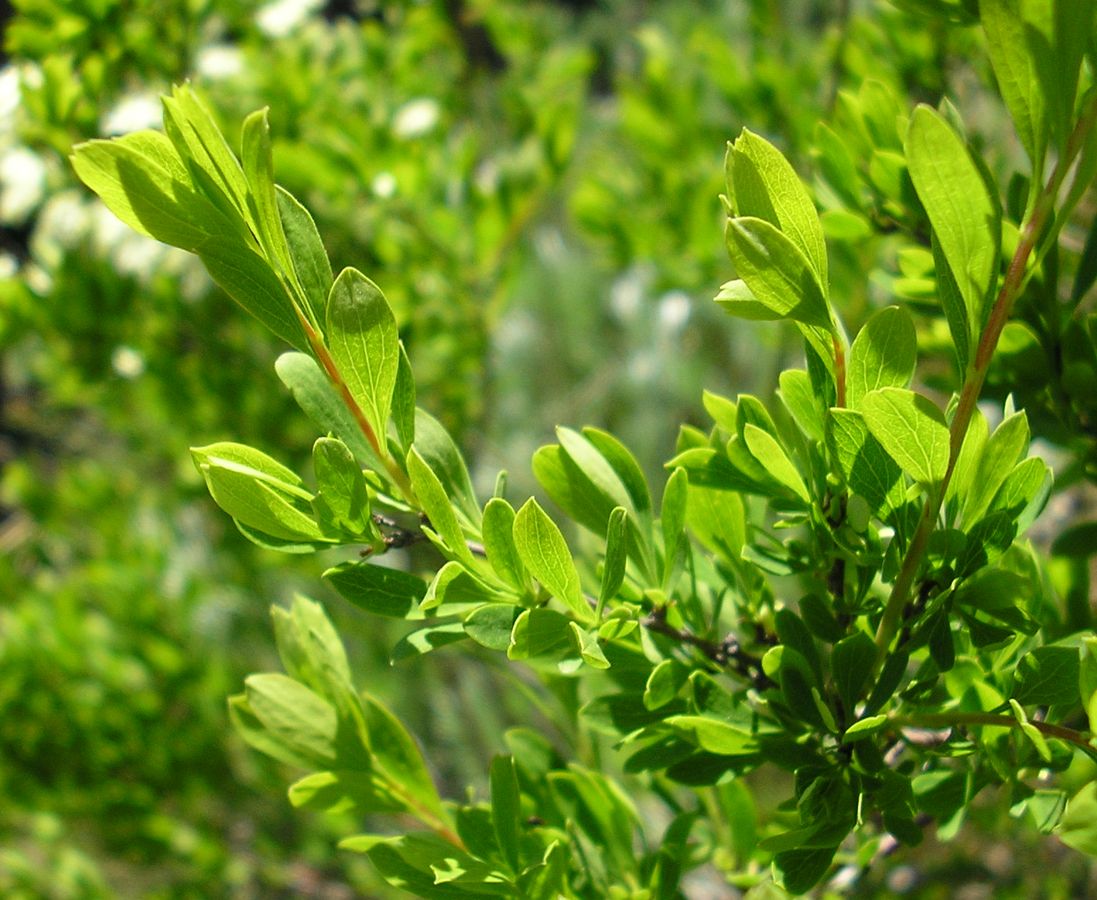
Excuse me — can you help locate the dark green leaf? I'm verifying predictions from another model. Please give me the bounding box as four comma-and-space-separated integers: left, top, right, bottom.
1012, 646, 1081, 707
324, 563, 428, 619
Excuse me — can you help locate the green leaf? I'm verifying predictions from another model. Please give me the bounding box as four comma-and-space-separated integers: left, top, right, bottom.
275, 352, 379, 469
195, 450, 325, 542
665, 715, 760, 756
313, 437, 370, 534
832, 631, 876, 712
1012, 646, 1081, 707
244, 673, 338, 768
714, 278, 781, 321
389, 622, 467, 663
288, 769, 405, 815
727, 128, 828, 287
71, 130, 220, 250
326, 267, 399, 447
392, 343, 416, 454
407, 447, 477, 568
568, 622, 610, 669
598, 506, 628, 613
324, 563, 428, 619
581, 427, 653, 515
241, 107, 296, 299
277, 185, 332, 327
198, 234, 309, 351
230, 694, 319, 771
847, 306, 918, 409
161, 84, 252, 224
482, 498, 526, 592
932, 233, 972, 373
557, 426, 636, 516
513, 499, 594, 624
842, 715, 889, 743
490, 756, 522, 873
980, 0, 1046, 168
743, 424, 810, 502
413, 409, 479, 528
774, 846, 838, 894
361, 693, 447, 824
905, 105, 1000, 336
861, 388, 949, 487
686, 483, 746, 562
964, 410, 1029, 523
422, 563, 512, 614
724, 217, 832, 328
661, 467, 689, 583
779, 369, 825, 442
465, 604, 522, 651
507, 608, 575, 662
1059, 783, 1097, 857
826, 409, 905, 516
644, 659, 689, 710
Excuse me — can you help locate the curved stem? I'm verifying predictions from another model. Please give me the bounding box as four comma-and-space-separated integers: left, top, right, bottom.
891, 712, 1094, 753
873, 90, 1097, 669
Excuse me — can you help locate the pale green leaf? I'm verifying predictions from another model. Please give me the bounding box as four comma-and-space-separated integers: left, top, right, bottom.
743, 424, 810, 502
861, 387, 950, 487
326, 267, 399, 446
513, 499, 593, 625
847, 306, 917, 409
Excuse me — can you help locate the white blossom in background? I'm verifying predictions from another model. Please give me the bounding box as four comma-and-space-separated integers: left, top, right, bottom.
111, 345, 146, 379
610, 266, 650, 322
102, 92, 162, 135
372, 172, 397, 198
0, 146, 47, 223
257, 0, 322, 38
0, 253, 17, 279
393, 98, 440, 139
656, 290, 691, 335
196, 44, 244, 80
0, 67, 21, 137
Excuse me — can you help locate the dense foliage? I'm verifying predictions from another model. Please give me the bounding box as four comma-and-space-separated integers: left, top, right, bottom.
4, 0, 1097, 896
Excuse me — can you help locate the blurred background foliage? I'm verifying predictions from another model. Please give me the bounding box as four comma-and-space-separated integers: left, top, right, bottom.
0, 0, 1094, 896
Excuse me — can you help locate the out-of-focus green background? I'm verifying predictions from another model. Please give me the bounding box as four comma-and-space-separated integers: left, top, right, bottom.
1, 1, 1094, 897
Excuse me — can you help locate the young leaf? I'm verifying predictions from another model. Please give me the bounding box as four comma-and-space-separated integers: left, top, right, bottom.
661, 468, 689, 584
728, 128, 828, 287
244, 673, 338, 769
724, 217, 832, 329
392, 343, 416, 454
326, 267, 399, 447
277, 185, 333, 327
779, 369, 825, 442
861, 388, 950, 487
847, 306, 918, 408
513, 499, 594, 625
905, 106, 1000, 335
313, 437, 370, 534
490, 755, 522, 873
481, 498, 526, 592
581, 427, 653, 516
743, 424, 811, 503
826, 409, 905, 516
413, 409, 479, 528
406, 447, 477, 568
598, 506, 628, 614
241, 107, 296, 296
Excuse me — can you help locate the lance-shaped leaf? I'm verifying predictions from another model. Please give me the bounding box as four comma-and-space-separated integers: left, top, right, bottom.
847, 306, 917, 408
725, 217, 832, 328
413, 409, 479, 528
482, 498, 526, 591
275, 352, 380, 469
727, 128, 828, 287
513, 499, 594, 625
826, 409, 904, 516
242, 108, 296, 297
980, 0, 1046, 168
407, 447, 477, 568
326, 267, 399, 447
244, 673, 338, 769
906, 106, 1000, 336
743, 425, 810, 503
325, 562, 428, 620
277, 186, 332, 328
598, 507, 628, 612
861, 388, 950, 488
198, 235, 310, 351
